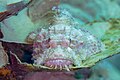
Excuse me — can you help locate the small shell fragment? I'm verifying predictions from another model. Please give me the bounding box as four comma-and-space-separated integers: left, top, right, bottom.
0, 42, 8, 68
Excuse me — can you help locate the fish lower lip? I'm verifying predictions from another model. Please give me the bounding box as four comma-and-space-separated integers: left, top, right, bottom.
44, 58, 73, 67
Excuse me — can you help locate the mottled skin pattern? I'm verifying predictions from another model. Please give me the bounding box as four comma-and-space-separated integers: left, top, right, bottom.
26, 9, 104, 71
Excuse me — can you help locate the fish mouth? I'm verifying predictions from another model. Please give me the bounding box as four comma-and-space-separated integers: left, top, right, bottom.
44, 58, 73, 71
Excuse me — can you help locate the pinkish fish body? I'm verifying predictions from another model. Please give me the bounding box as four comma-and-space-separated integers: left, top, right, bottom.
26, 9, 104, 71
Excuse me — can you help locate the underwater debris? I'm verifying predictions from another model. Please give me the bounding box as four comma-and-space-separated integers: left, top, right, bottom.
0, 42, 8, 68
0, 0, 31, 22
